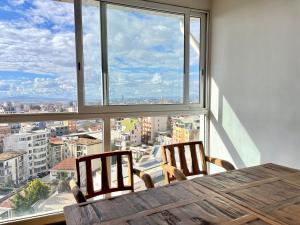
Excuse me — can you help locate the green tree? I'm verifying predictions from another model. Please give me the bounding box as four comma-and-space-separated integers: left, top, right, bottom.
12, 179, 50, 213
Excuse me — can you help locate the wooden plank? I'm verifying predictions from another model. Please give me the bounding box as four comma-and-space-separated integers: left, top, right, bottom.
101, 156, 109, 191
127, 152, 134, 192
167, 146, 176, 167
178, 144, 189, 176
189, 143, 200, 175
85, 159, 94, 197
116, 154, 124, 189
198, 142, 207, 174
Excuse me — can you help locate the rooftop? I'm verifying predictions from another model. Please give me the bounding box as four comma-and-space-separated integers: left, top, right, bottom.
66, 137, 101, 146
50, 158, 76, 171
0, 151, 26, 161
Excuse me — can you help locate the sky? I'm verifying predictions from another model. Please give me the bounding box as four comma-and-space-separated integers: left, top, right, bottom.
0, 0, 201, 104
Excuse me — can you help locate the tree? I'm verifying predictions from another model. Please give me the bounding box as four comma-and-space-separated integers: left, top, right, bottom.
12, 179, 50, 213
57, 171, 71, 193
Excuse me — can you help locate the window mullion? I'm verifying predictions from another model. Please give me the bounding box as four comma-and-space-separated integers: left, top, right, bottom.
200, 13, 207, 108
183, 12, 190, 105
74, 0, 85, 113
100, 2, 109, 106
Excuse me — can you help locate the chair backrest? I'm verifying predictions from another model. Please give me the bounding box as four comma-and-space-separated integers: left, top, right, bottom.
162, 141, 207, 183
76, 151, 134, 199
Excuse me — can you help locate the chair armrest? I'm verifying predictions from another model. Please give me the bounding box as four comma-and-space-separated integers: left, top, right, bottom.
69, 179, 87, 203
205, 156, 235, 171
161, 163, 187, 182
133, 168, 154, 189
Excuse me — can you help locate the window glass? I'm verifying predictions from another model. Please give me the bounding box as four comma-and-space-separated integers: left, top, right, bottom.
107, 5, 184, 105
82, 1, 103, 105
0, 119, 103, 221
0, 0, 77, 114
189, 17, 201, 103
110, 115, 205, 193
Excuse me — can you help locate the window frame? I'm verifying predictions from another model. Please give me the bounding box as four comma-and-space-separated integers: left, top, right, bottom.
0, 0, 209, 224
77, 0, 208, 113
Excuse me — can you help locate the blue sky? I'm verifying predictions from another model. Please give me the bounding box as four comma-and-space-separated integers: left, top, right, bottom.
0, 0, 200, 104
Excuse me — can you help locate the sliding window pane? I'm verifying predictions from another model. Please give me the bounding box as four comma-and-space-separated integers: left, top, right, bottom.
110, 115, 204, 193
107, 5, 184, 105
82, 1, 102, 105
0, 0, 77, 113
0, 119, 103, 221
189, 17, 201, 103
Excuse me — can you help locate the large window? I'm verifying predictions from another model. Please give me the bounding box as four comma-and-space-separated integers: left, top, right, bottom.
0, 0, 77, 114
0, 0, 208, 223
107, 5, 184, 105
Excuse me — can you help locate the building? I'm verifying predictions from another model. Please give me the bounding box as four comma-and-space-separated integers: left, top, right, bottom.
0, 151, 27, 186
142, 117, 168, 144
49, 125, 69, 137
0, 125, 11, 153
49, 158, 76, 181
4, 130, 50, 177
64, 137, 102, 158
48, 139, 67, 169
63, 121, 77, 133
172, 116, 200, 143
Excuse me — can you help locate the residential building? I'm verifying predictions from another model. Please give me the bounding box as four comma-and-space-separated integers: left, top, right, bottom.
0, 125, 10, 153
49, 125, 69, 137
48, 139, 67, 169
4, 130, 50, 177
64, 137, 102, 158
0, 151, 27, 186
142, 117, 168, 144
172, 117, 200, 143
63, 121, 77, 133
49, 158, 76, 181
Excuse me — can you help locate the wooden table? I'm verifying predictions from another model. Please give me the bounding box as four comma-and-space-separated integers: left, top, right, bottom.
64, 163, 300, 225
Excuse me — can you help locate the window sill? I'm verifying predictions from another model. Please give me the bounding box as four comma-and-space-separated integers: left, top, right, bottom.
0, 211, 65, 225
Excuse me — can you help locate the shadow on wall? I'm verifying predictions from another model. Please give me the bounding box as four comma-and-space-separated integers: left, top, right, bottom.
210, 78, 261, 169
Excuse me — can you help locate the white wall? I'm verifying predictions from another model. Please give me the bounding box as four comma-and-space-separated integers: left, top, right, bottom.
210, 0, 300, 170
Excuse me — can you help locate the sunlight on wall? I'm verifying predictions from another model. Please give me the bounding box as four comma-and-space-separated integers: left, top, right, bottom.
211, 78, 219, 121
209, 120, 236, 174
222, 96, 261, 166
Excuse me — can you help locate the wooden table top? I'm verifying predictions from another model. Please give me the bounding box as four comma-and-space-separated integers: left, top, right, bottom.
64, 163, 300, 225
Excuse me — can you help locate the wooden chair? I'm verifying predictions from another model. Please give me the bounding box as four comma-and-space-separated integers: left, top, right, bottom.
161, 141, 235, 184
70, 151, 154, 203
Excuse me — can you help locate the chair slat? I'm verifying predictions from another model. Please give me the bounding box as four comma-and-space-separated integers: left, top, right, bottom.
101, 157, 109, 191
127, 153, 134, 192
76, 159, 80, 186
86, 159, 94, 195
190, 144, 200, 175
178, 145, 189, 176
117, 154, 124, 189
198, 143, 208, 175
167, 146, 176, 167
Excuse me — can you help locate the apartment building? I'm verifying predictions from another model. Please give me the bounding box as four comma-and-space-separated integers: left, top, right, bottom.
172, 117, 200, 143
142, 117, 168, 144
4, 130, 50, 177
48, 139, 67, 169
0, 125, 10, 153
49, 124, 69, 137
0, 151, 27, 186
64, 137, 102, 158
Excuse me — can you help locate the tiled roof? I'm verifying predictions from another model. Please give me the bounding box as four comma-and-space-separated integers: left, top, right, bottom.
0, 199, 13, 209
51, 158, 76, 171
66, 137, 100, 146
